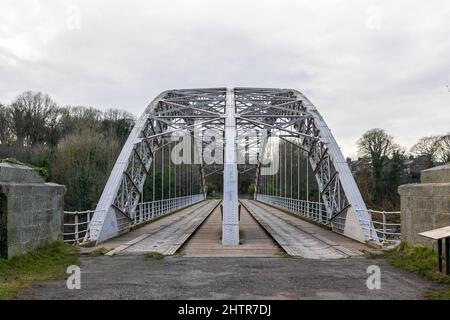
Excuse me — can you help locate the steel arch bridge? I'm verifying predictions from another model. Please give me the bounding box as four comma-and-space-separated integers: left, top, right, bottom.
86, 87, 379, 245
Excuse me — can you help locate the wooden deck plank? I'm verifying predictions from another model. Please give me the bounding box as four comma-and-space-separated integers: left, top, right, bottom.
109, 200, 220, 255
181, 201, 282, 257
240, 200, 363, 259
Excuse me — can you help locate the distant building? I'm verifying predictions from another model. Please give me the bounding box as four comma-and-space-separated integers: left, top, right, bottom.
348, 154, 432, 179
403, 155, 433, 179
348, 156, 372, 175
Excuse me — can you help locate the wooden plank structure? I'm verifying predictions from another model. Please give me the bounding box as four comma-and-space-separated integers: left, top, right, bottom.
419, 226, 450, 275
240, 200, 362, 259
106, 200, 220, 255
181, 202, 282, 257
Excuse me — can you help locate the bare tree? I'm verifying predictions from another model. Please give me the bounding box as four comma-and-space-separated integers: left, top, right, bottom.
436, 134, 450, 163
0, 104, 12, 145
357, 128, 398, 162
46, 105, 63, 147
60, 106, 102, 134
102, 108, 135, 143
9, 91, 59, 146
410, 135, 441, 164
8, 98, 27, 146
411, 134, 450, 165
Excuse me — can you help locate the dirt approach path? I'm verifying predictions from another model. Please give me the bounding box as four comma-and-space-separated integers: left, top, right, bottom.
21, 255, 444, 300
21, 201, 445, 299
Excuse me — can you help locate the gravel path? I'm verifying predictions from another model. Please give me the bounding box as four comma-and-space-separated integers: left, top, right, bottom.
20, 255, 444, 300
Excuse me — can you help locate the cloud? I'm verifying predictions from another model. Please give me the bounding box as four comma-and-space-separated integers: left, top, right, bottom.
0, 0, 449, 156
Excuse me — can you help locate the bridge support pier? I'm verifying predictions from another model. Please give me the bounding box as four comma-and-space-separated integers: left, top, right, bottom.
222, 88, 239, 245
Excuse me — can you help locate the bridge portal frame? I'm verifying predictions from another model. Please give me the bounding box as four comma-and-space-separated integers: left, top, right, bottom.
87, 87, 378, 244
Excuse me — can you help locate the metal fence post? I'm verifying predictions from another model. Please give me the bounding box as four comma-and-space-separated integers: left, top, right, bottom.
74, 213, 79, 243
86, 211, 91, 238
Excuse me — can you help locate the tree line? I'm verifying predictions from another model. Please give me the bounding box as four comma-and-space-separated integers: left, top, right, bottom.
248, 129, 449, 211
1, 91, 448, 212
356, 128, 449, 210
0, 91, 135, 210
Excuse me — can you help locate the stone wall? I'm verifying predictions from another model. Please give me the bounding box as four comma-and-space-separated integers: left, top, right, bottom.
398, 164, 450, 248
0, 163, 65, 259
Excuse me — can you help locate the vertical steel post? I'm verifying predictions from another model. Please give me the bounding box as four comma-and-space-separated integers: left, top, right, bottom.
188, 139, 191, 196
290, 142, 292, 198
152, 153, 155, 217
272, 151, 275, 196
265, 172, 267, 194
161, 143, 164, 200
284, 141, 287, 198
74, 213, 79, 243
297, 145, 300, 200
174, 156, 176, 198
275, 143, 278, 196
222, 88, 239, 245
168, 142, 171, 198
306, 152, 310, 216
189, 148, 192, 195
279, 138, 281, 197
306, 153, 309, 202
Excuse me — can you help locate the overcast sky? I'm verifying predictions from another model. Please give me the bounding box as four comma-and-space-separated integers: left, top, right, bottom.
1, 0, 449, 158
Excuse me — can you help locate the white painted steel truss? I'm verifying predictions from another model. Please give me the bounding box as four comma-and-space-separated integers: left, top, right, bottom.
88, 88, 226, 243
87, 87, 378, 244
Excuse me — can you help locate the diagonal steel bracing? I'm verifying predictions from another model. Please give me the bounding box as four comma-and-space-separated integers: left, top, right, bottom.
88, 89, 226, 243
87, 87, 378, 244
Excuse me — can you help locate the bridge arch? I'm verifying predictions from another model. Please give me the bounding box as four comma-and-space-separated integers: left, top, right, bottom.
87, 87, 378, 244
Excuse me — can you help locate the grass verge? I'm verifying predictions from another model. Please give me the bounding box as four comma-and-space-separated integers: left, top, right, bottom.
376, 242, 450, 299
145, 251, 165, 260
274, 252, 291, 258
89, 247, 111, 257
0, 242, 79, 300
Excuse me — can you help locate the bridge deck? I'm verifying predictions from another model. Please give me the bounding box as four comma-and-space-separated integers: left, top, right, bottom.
240, 200, 364, 259
87, 199, 372, 259
105, 200, 220, 256
180, 200, 282, 257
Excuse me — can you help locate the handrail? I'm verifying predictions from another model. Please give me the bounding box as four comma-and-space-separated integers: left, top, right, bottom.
256, 193, 401, 246
63, 194, 204, 243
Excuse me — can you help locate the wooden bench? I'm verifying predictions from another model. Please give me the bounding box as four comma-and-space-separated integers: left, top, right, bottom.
419, 226, 450, 275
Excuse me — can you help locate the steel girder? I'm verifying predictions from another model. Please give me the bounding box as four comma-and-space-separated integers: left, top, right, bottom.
88, 87, 378, 244
222, 88, 239, 245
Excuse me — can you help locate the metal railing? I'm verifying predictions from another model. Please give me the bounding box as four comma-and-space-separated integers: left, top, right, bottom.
363, 210, 401, 246
256, 194, 327, 223
132, 194, 204, 224
63, 194, 204, 243
256, 194, 401, 246
63, 210, 94, 243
